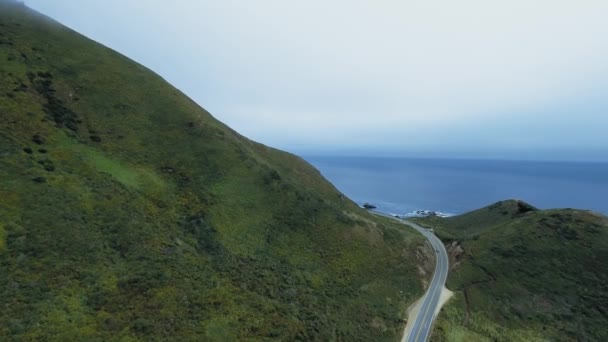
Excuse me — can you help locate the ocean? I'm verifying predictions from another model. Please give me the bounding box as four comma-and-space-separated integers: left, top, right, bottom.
304, 156, 608, 216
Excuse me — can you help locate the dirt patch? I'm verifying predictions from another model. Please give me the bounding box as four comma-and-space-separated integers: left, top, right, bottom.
417, 266, 429, 289
402, 287, 453, 341
416, 242, 436, 285
446, 240, 465, 269
435, 287, 454, 317
402, 296, 423, 342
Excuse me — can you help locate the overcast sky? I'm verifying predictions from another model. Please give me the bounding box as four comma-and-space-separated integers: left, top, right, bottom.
25, 0, 608, 161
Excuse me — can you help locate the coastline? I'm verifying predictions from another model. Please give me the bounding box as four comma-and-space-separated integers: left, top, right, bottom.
359, 202, 455, 219
305, 156, 608, 215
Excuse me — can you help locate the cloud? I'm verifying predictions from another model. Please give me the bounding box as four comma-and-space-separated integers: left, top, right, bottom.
26, 0, 608, 160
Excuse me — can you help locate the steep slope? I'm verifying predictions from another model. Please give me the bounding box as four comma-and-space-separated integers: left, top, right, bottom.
415, 201, 608, 341
0, 2, 425, 340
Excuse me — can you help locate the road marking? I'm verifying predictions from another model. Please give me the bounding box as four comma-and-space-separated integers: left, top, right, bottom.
409, 233, 442, 342
370, 212, 449, 342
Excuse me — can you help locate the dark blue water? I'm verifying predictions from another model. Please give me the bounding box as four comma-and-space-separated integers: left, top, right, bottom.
304, 156, 608, 216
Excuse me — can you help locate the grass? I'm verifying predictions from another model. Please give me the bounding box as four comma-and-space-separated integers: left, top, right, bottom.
0, 2, 427, 340
415, 200, 608, 341
434, 294, 546, 342
0, 223, 5, 251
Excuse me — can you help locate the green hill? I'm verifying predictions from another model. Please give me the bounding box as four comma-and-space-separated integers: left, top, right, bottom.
416, 200, 539, 240
415, 201, 608, 341
0, 2, 425, 340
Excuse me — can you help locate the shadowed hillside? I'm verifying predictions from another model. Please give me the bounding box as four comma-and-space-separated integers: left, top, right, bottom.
415, 201, 608, 341
0, 2, 425, 340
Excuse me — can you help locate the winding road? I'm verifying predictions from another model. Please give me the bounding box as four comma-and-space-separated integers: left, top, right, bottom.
371, 212, 449, 342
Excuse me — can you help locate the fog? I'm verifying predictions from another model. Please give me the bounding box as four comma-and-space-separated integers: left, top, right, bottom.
25, 0, 608, 161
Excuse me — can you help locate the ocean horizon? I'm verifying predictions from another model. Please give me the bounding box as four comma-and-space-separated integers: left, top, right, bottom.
304, 156, 608, 216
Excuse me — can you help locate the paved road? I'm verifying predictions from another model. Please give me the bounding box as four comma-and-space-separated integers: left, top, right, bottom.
371, 212, 449, 342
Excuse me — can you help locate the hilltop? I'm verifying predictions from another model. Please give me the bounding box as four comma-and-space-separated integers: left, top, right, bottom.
418, 200, 539, 240
414, 200, 608, 341
0, 3, 426, 340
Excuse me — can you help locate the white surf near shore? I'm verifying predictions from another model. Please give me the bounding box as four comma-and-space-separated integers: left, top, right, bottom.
398, 210, 454, 218
358, 202, 455, 218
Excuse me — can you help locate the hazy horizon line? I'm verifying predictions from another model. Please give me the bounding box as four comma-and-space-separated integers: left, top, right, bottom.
297, 151, 608, 164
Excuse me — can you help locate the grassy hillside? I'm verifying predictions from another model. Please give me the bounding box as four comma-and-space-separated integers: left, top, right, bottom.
416, 200, 539, 241
0, 2, 425, 340
414, 201, 608, 341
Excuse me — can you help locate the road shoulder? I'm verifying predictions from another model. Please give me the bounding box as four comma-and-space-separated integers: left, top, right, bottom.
435, 286, 454, 317
402, 296, 424, 341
